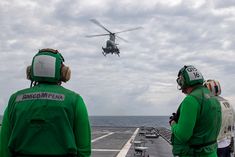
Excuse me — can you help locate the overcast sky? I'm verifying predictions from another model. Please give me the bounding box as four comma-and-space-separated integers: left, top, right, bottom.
0, 0, 235, 116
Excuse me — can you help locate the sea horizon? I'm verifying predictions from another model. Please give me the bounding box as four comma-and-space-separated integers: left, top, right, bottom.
0, 115, 170, 128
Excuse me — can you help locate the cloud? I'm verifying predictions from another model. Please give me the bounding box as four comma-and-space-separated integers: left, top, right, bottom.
0, 0, 235, 116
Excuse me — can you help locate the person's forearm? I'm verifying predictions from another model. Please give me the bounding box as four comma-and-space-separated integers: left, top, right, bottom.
75, 96, 91, 157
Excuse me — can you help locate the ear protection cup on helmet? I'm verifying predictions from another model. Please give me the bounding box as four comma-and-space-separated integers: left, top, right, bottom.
176, 74, 185, 88
26, 66, 32, 80
61, 65, 71, 82
26, 65, 71, 82
176, 65, 187, 89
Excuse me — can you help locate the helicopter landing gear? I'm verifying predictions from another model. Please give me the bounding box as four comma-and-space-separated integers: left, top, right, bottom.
102, 51, 106, 56
102, 47, 107, 56
117, 51, 120, 57
116, 48, 120, 57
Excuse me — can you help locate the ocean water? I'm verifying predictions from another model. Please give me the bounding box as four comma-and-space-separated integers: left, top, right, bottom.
90, 116, 170, 128
0, 115, 170, 129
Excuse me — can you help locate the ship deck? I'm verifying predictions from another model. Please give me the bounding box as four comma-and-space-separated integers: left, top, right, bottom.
92, 126, 173, 157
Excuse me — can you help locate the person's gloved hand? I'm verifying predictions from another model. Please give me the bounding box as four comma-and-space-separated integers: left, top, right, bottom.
169, 112, 178, 125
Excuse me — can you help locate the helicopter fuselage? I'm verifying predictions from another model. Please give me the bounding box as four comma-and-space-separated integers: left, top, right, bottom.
106, 39, 117, 49
102, 39, 120, 56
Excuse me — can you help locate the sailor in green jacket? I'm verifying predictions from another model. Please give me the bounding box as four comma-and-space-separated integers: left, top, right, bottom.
170, 65, 222, 157
0, 48, 91, 157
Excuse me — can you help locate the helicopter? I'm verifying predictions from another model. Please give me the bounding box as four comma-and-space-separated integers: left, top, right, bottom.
86, 19, 142, 57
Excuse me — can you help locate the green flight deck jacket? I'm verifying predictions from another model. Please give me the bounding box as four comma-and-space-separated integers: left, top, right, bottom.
0, 83, 91, 157
171, 86, 221, 157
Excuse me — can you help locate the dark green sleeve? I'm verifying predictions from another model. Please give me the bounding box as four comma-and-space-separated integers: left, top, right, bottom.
171, 95, 200, 143
0, 106, 11, 157
74, 95, 91, 157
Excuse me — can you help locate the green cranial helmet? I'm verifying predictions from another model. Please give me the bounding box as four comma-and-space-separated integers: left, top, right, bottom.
30, 48, 64, 83
176, 65, 204, 89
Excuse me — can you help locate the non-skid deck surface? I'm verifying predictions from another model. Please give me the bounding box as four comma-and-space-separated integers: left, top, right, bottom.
91, 126, 173, 157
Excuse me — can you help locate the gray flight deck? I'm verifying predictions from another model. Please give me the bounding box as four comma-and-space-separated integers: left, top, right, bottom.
91, 126, 173, 157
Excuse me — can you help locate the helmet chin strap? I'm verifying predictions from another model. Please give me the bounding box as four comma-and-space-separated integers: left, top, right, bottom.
30, 81, 38, 88
30, 81, 33, 88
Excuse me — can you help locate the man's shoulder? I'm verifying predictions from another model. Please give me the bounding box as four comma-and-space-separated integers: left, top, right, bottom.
7, 87, 32, 102
12, 87, 32, 96
190, 86, 207, 94
41, 85, 81, 97
59, 87, 84, 103
59, 86, 80, 96
188, 86, 205, 99
12, 85, 81, 97
183, 94, 200, 106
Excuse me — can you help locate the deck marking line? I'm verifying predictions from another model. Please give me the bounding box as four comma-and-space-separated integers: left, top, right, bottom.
116, 128, 139, 157
92, 132, 114, 143
92, 149, 120, 152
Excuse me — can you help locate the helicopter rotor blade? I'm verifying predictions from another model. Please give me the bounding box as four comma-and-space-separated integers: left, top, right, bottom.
85, 33, 110, 38
116, 35, 129, 43
115, 27, 143, 34
90, 19, 113, 34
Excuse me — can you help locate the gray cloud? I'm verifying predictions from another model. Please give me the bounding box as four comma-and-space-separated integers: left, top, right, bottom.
1, 0, 235, 115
